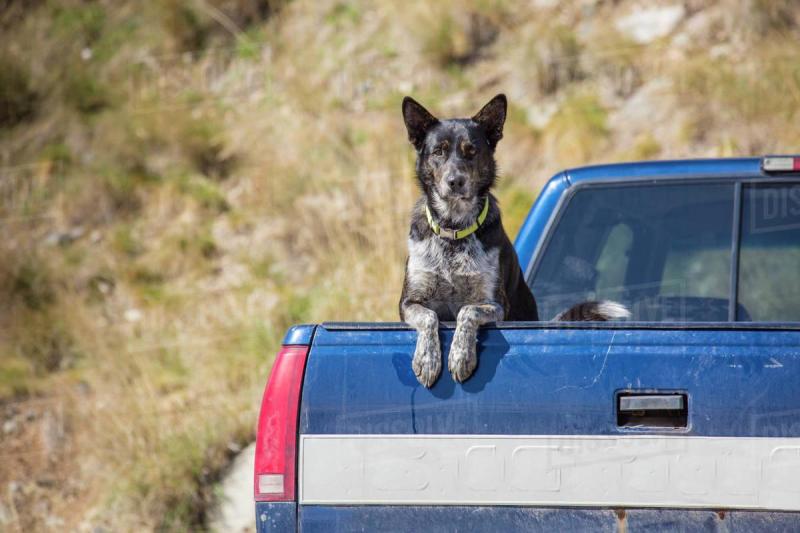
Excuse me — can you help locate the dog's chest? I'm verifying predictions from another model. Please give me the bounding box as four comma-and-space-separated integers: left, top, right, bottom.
407, 236, 499, 307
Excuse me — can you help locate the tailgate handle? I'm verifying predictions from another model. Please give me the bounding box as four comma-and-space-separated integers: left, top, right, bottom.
617, 392, 688, 429
619, 395, 684, 412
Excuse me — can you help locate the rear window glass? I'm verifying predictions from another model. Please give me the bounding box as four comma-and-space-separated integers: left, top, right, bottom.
738, 184, 800, 321
530, 183, 735, 322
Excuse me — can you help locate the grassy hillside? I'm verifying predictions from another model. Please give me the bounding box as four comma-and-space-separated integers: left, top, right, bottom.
1, 0, 799, 530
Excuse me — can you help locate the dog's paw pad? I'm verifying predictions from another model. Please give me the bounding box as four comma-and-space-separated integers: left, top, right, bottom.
449, 354, 477, 383
413, 356, 441, 388
412, 336, 441, 388
448, 333, 477, 383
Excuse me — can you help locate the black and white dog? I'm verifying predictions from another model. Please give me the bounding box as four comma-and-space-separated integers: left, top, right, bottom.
399, 94, 629, 387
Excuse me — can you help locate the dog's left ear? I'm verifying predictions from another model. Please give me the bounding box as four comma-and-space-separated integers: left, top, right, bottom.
472, 94, 507, 150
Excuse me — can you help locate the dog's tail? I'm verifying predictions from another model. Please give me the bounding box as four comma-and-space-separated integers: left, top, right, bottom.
553, 300, 631, 322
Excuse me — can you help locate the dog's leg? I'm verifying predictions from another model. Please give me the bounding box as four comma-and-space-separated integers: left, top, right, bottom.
449, 303, 503, 382
402, 302, 442, 388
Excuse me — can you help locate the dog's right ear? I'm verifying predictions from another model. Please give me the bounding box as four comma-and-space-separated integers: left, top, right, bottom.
402, 97, 439, 151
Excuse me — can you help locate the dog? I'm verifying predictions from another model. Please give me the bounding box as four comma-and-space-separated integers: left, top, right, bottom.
399, 94, 629, 387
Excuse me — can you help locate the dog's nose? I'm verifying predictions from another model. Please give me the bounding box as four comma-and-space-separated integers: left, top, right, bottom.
447, 175, 465, 190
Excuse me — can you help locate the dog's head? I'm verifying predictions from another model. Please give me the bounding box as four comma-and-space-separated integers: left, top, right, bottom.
402, 94, 506, 223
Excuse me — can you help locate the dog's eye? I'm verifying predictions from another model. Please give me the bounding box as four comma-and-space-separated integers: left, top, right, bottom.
432, 146, 445, 156
463, 144, 476, 158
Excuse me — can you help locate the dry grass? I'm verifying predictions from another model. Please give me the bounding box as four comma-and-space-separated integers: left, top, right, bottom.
2, 0, 800, 531
670, 42, 800, 154
542, 89, 610, 167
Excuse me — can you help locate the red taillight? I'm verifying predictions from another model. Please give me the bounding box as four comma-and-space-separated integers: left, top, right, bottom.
254, 345, 309, 502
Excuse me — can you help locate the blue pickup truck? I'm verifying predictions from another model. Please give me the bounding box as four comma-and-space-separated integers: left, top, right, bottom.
253, 157, 800, 532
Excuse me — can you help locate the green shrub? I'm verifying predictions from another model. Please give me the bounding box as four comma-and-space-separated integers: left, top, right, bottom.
51, 2, 106, 44
0, 55, 38, 128
497, 183, 536, 239
326, 2, 361, 26
622, 133, 662, 161
0, 355, 34, 398
176, 174, 230, 212
543, 90, 609, 164
41, 142, 73, 168
159, 0, 290, 52
104, 171, 144, 215
421, 9, 499, 68
15, 317, 77, 374
64, 67, 110, 115
747, 0, 799, 36
673, 47, 800, 125
180, 118, 237, 180
532, 25, 583, 95
161, 0, 211, 51
9, 255, 54, 311
113, 224, 144, 257
585, 27, 642, 98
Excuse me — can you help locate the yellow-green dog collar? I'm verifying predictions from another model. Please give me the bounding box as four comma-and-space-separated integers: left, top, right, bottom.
425, 197, 489, 240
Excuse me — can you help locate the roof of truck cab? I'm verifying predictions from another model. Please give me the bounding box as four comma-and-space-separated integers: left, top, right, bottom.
513, 156, 798, 276
563, 157, 765, 185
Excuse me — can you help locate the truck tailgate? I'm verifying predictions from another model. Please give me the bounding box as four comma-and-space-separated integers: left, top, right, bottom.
297, 323, 800, 531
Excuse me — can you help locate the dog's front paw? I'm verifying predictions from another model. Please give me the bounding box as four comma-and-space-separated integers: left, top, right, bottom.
448, 327, 477, 383
412, 331, 441, 388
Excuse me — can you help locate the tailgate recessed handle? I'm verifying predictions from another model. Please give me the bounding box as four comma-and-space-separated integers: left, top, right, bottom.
619, 395, 684, 412
616, 392, 688, 429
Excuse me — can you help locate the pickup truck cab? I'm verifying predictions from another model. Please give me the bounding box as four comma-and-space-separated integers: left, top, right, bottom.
254, 157, 800, 532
